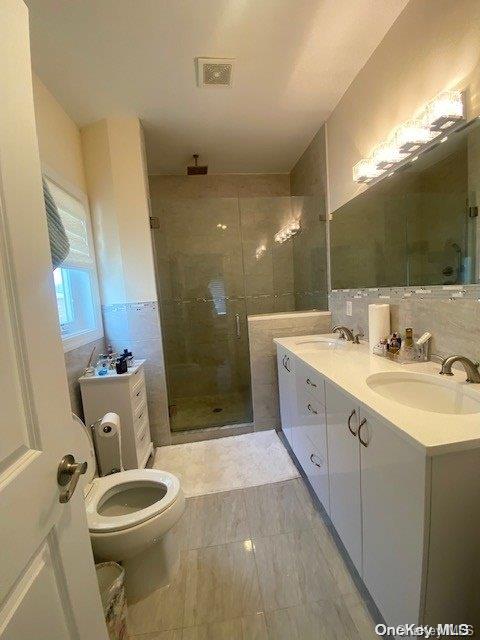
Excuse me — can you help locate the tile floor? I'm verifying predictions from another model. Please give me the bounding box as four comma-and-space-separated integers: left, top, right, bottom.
152, 431, 300, 497
128, 477, 378, 639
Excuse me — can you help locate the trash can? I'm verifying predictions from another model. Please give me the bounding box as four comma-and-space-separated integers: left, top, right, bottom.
96, 562, 129, 640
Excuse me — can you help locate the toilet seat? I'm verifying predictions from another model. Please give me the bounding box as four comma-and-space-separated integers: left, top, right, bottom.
86, 469, 181, 533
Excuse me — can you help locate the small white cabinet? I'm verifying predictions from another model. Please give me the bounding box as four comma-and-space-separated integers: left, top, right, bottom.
80, 360, 153, 470
325, 380, 362, 573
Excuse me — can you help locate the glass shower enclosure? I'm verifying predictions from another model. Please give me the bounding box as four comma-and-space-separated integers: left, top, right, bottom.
151, 195, 327, 432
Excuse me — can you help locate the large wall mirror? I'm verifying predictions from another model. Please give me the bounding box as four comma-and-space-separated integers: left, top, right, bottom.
330, 117, 480, 289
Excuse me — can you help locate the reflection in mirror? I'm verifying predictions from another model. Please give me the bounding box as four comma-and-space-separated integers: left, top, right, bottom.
330, 118, 480, 289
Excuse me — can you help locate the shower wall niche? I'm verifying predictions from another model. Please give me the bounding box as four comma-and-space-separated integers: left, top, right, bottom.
149, 175, 328, 432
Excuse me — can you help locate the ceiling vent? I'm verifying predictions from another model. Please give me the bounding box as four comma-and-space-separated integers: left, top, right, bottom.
196, 57, 234, 88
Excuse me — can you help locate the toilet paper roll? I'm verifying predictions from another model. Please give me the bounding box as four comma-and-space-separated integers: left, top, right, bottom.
93, 412, 123, 476
368, 303, 390, 352
98, 412, 121, 438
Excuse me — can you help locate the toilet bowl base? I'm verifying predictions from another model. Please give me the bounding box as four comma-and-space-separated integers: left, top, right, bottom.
123, 526, 181, 603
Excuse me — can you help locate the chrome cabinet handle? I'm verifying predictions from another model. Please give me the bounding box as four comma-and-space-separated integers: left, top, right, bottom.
310, 453, 323, 468
306, 378, 317, 388
358, 418, 369, 447
307, 403, 318, 415
235, 313, 241, 338
282, 355, 287, 368
57, 454, 87, 503
347, 409, 357, 436
284, 357, 291, 372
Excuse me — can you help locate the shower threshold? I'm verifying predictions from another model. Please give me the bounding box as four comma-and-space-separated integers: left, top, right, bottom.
170, 422, 254, 445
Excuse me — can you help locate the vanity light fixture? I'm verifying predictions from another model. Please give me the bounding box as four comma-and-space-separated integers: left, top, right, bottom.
274, 220, 300, 243
394, 120, 432, 153
352, 90, 465, 183
352, 159, 384, 183
216, 223, 227, 230
372, 141, 407, 170
425, 90, 464, 131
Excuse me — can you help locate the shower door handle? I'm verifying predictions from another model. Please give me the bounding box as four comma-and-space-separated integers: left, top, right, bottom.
235, 313, 241, 338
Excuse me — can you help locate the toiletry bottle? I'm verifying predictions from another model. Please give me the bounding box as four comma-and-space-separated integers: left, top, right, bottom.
389, 333, 401, 354
97, 356, 109, 376
404, 328, 414, 348
400, 327, 415, 361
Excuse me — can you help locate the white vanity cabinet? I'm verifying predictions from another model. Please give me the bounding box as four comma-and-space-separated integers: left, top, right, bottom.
276, 348, 296, 448
358, 406, 427, 628
324, 380, 362, 573
275, 340, 480, 630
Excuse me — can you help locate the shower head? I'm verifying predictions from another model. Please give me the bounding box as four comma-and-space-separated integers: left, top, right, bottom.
187, 154, 208, 175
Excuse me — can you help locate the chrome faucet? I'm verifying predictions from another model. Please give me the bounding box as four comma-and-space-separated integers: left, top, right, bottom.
332, 325, 355, 342
439, 355, 480, 383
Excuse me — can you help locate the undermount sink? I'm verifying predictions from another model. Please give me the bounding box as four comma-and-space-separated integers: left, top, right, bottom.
366, 371, 480, 415
295, 336, 346, 352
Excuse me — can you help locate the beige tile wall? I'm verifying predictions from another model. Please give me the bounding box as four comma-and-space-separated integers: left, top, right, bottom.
64, 336, 105, 420
248, 311, 332, 431
289, 126, 329, 310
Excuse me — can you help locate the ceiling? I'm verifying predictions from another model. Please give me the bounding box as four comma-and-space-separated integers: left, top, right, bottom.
26, 0, 409, 174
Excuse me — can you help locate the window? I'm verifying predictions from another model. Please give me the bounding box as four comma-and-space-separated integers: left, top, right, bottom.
46, 177, 102, 351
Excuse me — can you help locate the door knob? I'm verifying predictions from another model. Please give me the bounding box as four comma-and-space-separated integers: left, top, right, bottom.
57, 454, 87, 503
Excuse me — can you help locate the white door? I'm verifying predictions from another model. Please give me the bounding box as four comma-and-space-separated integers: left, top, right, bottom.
359, 407, 427, 627
0, 2, 108, 638
325, 381, 362, 573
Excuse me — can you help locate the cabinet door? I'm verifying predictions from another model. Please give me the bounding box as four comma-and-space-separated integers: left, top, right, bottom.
276, 348, 296, 448
325, 381, 362, 573
294, 388, 330, 513
359, 407, 427, 627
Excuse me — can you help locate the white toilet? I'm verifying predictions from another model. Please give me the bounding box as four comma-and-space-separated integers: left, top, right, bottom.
72, 414, 185, 602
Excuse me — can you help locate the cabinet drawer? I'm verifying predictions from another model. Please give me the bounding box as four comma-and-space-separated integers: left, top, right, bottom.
296, 360, 325, 404
131, 380, 147, 413
130, 368, 146, 398
295, 389, 327, 454
134, 401, 148, 436
292, 425, 329, 513
136, 417, 149, 447
135, 419, 151, 463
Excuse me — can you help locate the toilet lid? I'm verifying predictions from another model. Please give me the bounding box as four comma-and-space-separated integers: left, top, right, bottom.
71, 413, 96, 486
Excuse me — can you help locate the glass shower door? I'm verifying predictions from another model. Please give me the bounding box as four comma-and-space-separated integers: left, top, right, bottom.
151, 197, 252, 432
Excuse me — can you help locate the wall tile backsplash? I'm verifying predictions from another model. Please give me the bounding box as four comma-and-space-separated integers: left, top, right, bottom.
329, 285, 480, 363
102, 301, 171, 446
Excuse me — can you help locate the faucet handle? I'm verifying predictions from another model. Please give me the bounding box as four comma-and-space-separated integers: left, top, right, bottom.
353, 332, 364, 344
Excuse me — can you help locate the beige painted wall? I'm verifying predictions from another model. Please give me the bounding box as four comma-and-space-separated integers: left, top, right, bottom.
32, 74, 87, 193
32, 75, 105, 417
327, 0, 480, 213
81, 117, 157, 305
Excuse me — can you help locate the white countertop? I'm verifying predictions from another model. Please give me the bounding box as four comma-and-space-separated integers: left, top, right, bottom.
79, 359, 145, 383
274, 335, 480, 456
